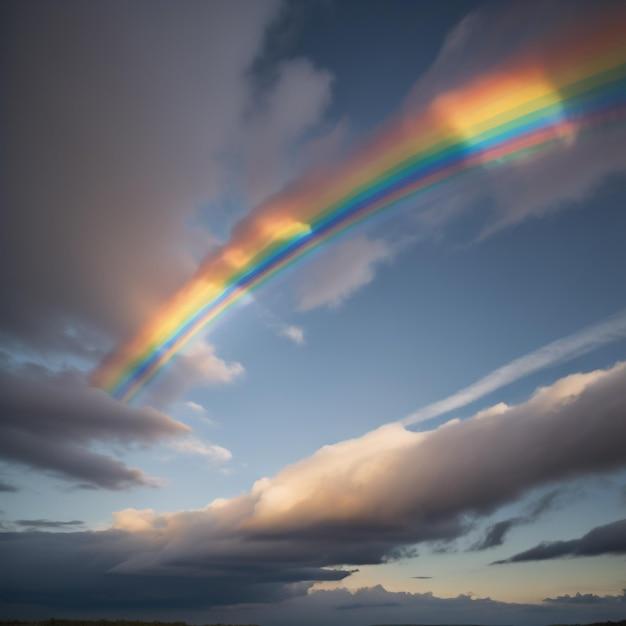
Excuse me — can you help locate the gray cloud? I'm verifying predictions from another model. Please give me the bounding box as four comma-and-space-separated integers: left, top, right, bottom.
405, 1, 626, 242
205, 585, 626, 626
296, 235, 392, 311
0, 0, 281, 356
13, 519, 84, 530
2, 363, 626, 612
0, 529, 347, 613
544, 589, 626, 605
8, 582, 624, 626
0, 359, 189, 489
494, 517, 626, 564
0, 481, 18, 493
284, 2, 626, 314
141, 339, 244, 409
472, 490, 562, 551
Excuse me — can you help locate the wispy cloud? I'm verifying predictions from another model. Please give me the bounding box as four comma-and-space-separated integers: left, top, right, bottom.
403, 310, 626, 426
170, 437, 232, 464
494, 518, 626, 564
14, 519, 84, 530
280, 324, 305, 345
470, 490, 563, 551
296, 236, 392, 312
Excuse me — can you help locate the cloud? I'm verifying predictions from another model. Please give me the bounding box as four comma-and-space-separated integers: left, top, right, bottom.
184, 401, 208, 416
226, 585, 626, 626
403, 1, 626, 241
3, 361, 626, 612
544, 589, 626, 605
412, 575, 433, 579
494, 517, 626, 564
141, 340, 244, 408
404, 309, 626, 425
0, 359, 189, 489
0, 481, 18, 493
1, 0, 282, 356
13, 519, 84, 530
471, 490, 562, 550
280, 324, 305, 345
4, 574, 626, 626
169, 437, 232, 465
296, 236, 392, 311
243, 58, 335, 207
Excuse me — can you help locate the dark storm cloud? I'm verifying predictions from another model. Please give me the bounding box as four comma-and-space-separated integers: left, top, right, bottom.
2, 363, 626, 613
471, 490, 562, 550
473, 518, 523, 551
0, 360, 188, 489
494, 518, 626, 564
0, 530, 346, 612
0, 481, 18, 493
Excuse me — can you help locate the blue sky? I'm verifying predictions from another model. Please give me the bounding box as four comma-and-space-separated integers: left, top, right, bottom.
2, 1, 626, 624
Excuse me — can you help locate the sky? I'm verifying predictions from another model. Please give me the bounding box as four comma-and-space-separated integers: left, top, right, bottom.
2, 1, 626, 625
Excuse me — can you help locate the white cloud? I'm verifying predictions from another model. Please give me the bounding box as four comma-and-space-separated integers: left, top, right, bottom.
184, 401, 207, 415
280, 324, 305, 345
107, 361, 626, 579
403, 309, 626, 425
170, 437, 232, 464
4, 361, 626, 613
143, 340, 244, 408
296, 236, 392, 311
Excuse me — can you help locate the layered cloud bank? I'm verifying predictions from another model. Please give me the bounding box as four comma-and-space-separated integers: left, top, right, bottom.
2, 362, 626, 611
0, 358, 189, 489
496, 517, 626, 564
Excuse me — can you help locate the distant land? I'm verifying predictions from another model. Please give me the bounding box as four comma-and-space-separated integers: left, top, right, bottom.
0, 621, 258, 626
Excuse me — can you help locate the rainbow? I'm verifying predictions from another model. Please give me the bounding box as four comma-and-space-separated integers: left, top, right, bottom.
93, 10, 626, 401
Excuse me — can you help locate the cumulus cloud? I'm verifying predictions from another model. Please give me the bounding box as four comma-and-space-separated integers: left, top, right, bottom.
494, 518, 626, 564
296, 236, 392, 311
0, 359, 189, 489
2, 362, 626, 612
141, 340, 244, 408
